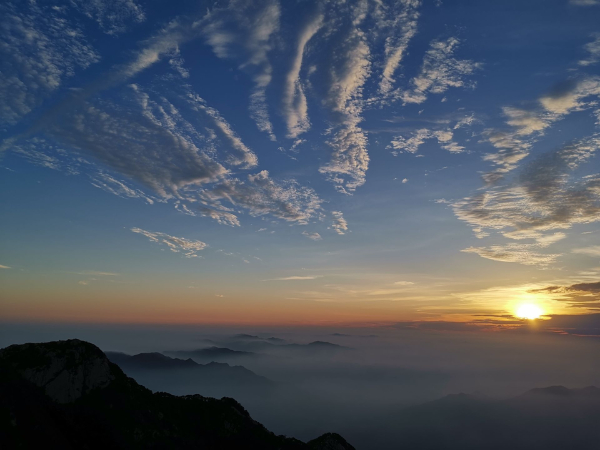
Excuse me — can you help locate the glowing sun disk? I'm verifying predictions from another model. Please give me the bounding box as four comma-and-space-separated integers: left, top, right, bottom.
516, 303, 542, 320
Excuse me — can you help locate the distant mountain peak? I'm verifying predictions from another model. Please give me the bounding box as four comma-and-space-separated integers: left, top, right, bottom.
234, 334, 260, 340
522, 385, 600, 397
128, 352, 198, 367
308, 340, 343, 347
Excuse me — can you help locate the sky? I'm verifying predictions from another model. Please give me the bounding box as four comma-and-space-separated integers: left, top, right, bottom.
1, 0, 600, 328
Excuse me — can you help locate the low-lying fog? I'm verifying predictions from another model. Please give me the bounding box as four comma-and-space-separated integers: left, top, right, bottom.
2, 322, 599, 449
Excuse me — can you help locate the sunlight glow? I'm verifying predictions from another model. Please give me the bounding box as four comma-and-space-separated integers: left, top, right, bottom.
516, 303, 543, 320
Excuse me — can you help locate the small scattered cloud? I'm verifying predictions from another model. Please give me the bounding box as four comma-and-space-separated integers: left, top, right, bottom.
331, 211, 349, 235
302, 231, 322, 241
453, 113, 477, 129
579, 34, 600, 66
388, 127, 464, 156
0, 265, 11, 269
402, 178, 409, 184
570, 0, 600, 5
399, 37, 481, 105
131, 227, 208, 258
196, 206, 241, 227
394, 281, 414, 285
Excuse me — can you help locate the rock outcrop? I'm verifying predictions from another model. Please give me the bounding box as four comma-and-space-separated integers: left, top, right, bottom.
0, 339, 114, 403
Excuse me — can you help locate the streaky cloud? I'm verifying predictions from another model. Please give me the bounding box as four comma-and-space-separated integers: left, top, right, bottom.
282, 12, 324, 139
131, 227, 208, 258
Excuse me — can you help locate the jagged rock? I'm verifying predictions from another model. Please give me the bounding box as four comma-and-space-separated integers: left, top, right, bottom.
0, 339, 114, 403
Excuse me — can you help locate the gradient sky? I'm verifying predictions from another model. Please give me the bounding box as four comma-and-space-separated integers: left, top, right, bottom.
1, 0, 600, 326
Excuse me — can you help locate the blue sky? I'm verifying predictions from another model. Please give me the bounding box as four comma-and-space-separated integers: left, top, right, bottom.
1, 0, 600, 325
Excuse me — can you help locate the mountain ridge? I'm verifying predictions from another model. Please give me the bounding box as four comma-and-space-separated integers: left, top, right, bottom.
0, 339, 355, 450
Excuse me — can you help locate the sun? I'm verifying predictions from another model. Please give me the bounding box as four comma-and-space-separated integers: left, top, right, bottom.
516, 303, 543, 320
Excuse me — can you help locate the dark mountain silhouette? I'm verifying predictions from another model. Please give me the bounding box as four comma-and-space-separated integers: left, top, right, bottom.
307, 341, 345, 348
348, 385, 600, 450
519, 385, 600, 399
211, 337, 351, 355
164, 346, 256, 363
104, 350, 272, 398
279, 341, 351, 357
111, 352, 199, 370
330, 333, 378, 338
234, 334, 262, 340
0, 339, 355, 450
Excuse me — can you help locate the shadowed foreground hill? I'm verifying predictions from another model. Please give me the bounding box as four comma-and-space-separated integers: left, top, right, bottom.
0, 339, 355, 450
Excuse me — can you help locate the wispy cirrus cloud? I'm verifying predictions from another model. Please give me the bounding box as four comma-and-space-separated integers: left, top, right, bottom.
573, 246, 600, 257
377, 0, 421, 96
570, 0, 600, 6
481, 76, 600, 184
319, 19, 371, 194
1, 11, 210, 152
455, 135, 600, 266
90, 172, 156, 205
72, 271, 119, 276
70, 0, 145, 35
282, 12, 323, 139
200, 170, 323, 225
462, 243, 562, 267
263, 275, 322, 281
202, 0, 280, 141
533, 281, 600, 295
5, 25, 329, 231
44, 98, 228, 199
0, 265, 11, 269
131, 227, 208, 258
530, 281, 600, 311
0, 2, 100, 126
